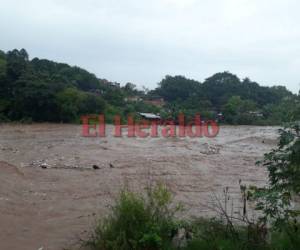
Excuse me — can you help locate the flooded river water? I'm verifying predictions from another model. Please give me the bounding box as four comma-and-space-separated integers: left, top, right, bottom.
0, 124, 279, 250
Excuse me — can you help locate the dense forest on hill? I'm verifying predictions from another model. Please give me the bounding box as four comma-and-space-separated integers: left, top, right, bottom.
0, 48, 299, 124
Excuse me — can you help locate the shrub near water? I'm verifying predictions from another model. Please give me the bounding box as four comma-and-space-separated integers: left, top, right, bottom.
85, 184, 181, 250
83, 183, 300, 250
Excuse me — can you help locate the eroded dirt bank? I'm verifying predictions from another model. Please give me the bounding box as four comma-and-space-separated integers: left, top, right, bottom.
0, 124, 279, 250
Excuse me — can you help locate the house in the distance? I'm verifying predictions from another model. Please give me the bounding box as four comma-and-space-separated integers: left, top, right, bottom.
124, 96, 143, 102
144, 97, 165, 107
248, 111, 263, 117
138, 112, 161, 121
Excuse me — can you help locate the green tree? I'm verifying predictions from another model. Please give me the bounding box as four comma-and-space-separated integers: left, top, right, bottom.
10, 80, 59, 121
55, 88, 84, 122
223, 96, 257, 124
255, 122, 300, 230
155, 75, 200, 102
0, 50, 6, 77
79, 93, 106, 115
6, 48, 29, 81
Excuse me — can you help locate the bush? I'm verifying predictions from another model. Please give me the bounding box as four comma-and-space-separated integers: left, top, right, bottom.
255, 122, 300, 228
82, 182, 300, 250
185, 220, 300, 250
85, 184, 181, 250
0, 113, 10, 123
184, 218, 269, 250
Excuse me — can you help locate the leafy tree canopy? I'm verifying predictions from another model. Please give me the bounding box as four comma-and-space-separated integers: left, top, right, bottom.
0, 49, 298, 124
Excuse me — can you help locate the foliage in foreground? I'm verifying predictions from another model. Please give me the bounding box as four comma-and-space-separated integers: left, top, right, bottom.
85, 184, 181, 250
84, 185, 300, 250
253, 122, 300, 230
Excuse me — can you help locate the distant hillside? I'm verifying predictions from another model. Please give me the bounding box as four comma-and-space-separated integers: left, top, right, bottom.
150, 73, 298, 124
0, 49, 299, 124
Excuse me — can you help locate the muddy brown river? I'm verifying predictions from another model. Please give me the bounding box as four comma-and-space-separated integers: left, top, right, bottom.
0, 124, 279, 250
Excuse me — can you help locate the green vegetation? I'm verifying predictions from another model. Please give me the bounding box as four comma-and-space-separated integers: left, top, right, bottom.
84, 184, 300, 250
151, 74, 299, 124
254, 122, 300, 228
0, 48, 299, 124
85, 184, 181, 250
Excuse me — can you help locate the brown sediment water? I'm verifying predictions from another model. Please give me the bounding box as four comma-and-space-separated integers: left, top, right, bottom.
0, 124, 279, 250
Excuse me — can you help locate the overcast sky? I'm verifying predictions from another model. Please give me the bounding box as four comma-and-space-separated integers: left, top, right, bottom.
0, 0, 299, 93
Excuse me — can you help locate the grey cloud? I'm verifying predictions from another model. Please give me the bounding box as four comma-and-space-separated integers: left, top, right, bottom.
0, 0, 299, 92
